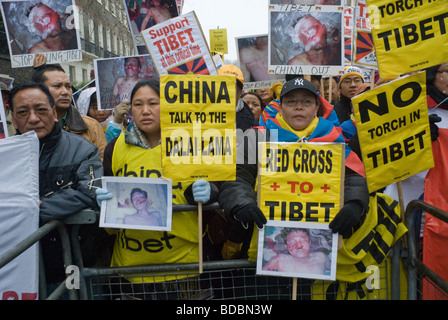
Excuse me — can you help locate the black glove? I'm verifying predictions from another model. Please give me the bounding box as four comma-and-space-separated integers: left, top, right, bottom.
329, 201, 364, 237
429, 114, 442, 141
234, 203, 267, 229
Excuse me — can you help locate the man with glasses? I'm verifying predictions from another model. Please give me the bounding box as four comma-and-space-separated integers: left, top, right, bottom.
10, 82, 103, 287
333, 66, 365, 123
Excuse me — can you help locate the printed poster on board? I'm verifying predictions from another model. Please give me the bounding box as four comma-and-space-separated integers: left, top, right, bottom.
141, 11, 217, 76
352, 72, 434, 192
0, 0, 82, 68
366, 0, 448, 78
160, 74, 236, 182
268, 7, 345, 76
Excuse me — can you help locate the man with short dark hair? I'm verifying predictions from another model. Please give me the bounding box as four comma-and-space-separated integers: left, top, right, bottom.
10, 82, 104, 287
32, 63, 107, 160
10, 82, 103, 221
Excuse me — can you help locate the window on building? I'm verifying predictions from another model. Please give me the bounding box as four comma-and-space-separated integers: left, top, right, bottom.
88, 18, 95, 43
98, 22, 103, 48
82, 68, 87, 82
69, 66, 76, 83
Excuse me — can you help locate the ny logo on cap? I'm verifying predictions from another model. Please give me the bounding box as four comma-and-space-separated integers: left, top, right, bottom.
295, 78, 304, 86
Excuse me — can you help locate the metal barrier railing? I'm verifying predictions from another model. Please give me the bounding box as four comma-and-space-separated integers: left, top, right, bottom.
405, 200, 448, 300
0, 209, 97, 300
6, 200, 447, 300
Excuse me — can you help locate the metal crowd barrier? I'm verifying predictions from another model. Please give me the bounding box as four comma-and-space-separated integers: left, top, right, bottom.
3, 200, 448, 300
0, 209, 97, 300
405, 200, 448, 300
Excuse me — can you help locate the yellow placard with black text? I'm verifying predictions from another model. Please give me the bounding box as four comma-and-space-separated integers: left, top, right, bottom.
352, 72, 434, 192
367, 0, 448, 78
160, 74, 236, 182
209, 29, 228, 55
258, 142, 344, 224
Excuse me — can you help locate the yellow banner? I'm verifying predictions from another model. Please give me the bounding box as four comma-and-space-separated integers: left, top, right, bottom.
367, 0, 448, 78
209, 29, 228, 54
258, 142, 344, 224
160, 74, 236, 182
352, 72, 434, 192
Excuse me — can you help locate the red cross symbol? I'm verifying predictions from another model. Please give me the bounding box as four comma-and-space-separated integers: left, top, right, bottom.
270, 182, 280, 191
321, 184, 330, 192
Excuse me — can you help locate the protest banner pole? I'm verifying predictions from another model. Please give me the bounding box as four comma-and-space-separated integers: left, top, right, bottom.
396, 181, 408, 248
329, 76, 333, 103
292, 278, 297, 300
198, 201, 203, 274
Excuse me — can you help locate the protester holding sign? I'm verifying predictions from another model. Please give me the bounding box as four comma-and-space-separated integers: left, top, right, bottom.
383, 64, 448, 221
97, 79, 218, 297
220, 78, 369, 263
264, 78, 369, 235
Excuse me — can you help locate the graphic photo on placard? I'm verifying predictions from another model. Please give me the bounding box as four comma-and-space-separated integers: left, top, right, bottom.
95, 54, 159, 110
257, 220, 338, 281
270, 11, 343, 68
100, 176, 172, 231
124, 0, 179, 35
0, 0, 80, 55
237, 35, 284, 84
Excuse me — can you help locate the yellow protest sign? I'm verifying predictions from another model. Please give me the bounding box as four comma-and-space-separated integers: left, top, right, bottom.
209, 29, 228, 54
352, 72, 434, 192
160, 74, 236, 182
367, 0, 448, 78
258, 142, 344, 224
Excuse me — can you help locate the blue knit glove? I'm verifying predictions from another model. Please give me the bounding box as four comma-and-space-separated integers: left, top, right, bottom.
95, 188, 112, 207
192, 179, 211, 203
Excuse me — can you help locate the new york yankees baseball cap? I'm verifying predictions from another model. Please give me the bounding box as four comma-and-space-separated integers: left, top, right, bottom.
280, 77, 318, 100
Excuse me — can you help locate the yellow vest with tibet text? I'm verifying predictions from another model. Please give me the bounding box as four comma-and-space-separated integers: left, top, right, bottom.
110, 134, 198, 281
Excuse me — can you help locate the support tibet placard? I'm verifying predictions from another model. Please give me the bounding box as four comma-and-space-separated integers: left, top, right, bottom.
160, 74, 236, 182
258, 142, 345, 224
141, 11, 217, 76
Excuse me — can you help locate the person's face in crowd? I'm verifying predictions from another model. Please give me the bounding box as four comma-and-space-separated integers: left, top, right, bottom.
87, 100, 111, 123
11, 88, 57, 139
434, 63, 448, 96
339, 75, 363, 99
124, 58, 140, 78
296, 15, 327, 51
43, 70, 73, 110
286, 230, 311, 258
255, 88, 274, 105
280, 89, 319, 131
30, 4, 62, 39
311, 78, 320, 91
323, 77, 339, 101
131, 85, 161, 138
131, 191, 149, 211
242, 93, 263, 122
